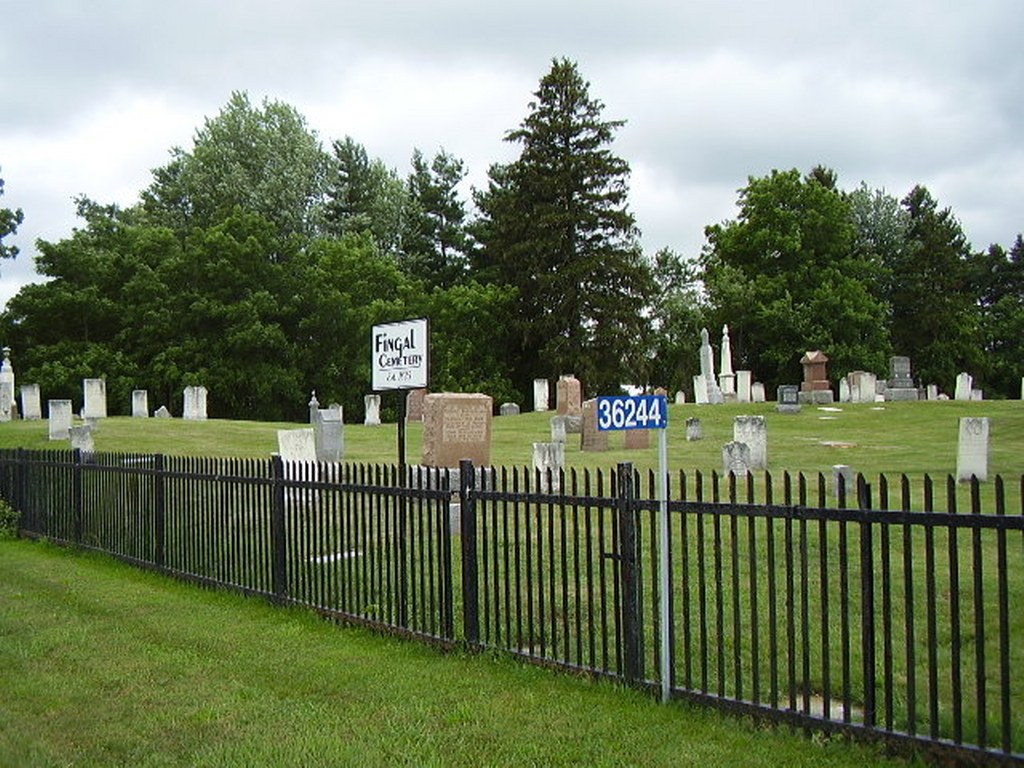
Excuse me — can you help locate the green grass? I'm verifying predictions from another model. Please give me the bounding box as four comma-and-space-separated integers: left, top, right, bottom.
0, 538, 917, 767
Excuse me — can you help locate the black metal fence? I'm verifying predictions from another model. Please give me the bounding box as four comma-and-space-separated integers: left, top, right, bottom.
1, 447, 1021, 766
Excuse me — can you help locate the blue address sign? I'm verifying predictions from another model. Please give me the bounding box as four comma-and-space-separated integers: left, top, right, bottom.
596, 395, 668, 431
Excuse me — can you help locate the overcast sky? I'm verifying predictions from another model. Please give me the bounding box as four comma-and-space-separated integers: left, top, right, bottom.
1, 1, 1022, 309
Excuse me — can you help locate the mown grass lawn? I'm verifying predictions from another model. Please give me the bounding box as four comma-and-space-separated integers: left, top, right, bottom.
0, 538, 918, 767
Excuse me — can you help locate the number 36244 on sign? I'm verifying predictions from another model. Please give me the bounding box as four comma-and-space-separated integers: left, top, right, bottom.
596, 395, 668, 431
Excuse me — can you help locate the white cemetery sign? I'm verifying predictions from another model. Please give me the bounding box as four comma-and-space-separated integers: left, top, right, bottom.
371, 318, 429, 391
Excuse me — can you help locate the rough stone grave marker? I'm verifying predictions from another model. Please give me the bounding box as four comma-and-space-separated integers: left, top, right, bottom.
832, 464, 856, 501
533, 378, 549, 412
550, 415, 567, 444
69, 424, 95, 454
624, 427, 650, 450
956, 417, 990, 482
422, 393, 493, 468
406, 388, 427, 423
579, 399, 608, 452
722, 441, 752, 478
532, 442, 564, 492
499, 402, 520, 417
154, 405, 171, 418
556, 374, 582, 417
685, 417, 703, 441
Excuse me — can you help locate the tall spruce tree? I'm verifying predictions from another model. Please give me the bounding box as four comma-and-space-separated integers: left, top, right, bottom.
472, 58, 654, 397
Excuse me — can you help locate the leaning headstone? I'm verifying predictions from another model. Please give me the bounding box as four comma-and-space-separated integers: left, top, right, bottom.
533, 378, 550, 412
48, 399, 73, 440
722, 441, 752, 478
499, 402, 521, 417
532, 442, 564, 492
624, 428, 650, 450
832, 464, 856, 501
82, 378, 107, 419
314, 405, 344, 463
132, 389, 149, 418
0, 348, 14, 422
954, 372, 973, 402
20, 384, 42, 421
154, 405, 171, 419
422, 393, 493, 467
69, 424, 94, 454
776, 384, 802, 414
956, 417, 990, 482
579, 399, 608, 452
751, 382, 766, 403
733, 415, 767, 470
685, 417, 703, 441
182, 385, 208, 420
549, 415, 567, 444
406, 388, 427, 423
364, 394, 381, 426
556, 374, 583, 417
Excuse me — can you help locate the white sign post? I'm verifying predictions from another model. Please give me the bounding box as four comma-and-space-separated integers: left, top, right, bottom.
371, 318, 429, 392
597, 394, 672, 703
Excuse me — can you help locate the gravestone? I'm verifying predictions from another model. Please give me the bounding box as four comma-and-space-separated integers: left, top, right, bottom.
839, 377, 851, 404
884, 356, 918, 401
971, 389, 984, 401
556, 374, 582, 417
422, 393, 493, 467
926, 384, 939, 401
799, 351, 833, 404
532, 442, 564, 492
751, 382, 766, 403
154, 405, 171, 418
0, 347, 14, 422
693, 374, 709, 405
549, 415, 567, 444
847, 371, 878, 404
314, 404, 344, 462
956, 417, 989, 482
132, 389, 149, 418
308, 391, 320, 424
579, 399, 608, 452
364, 394, 381, 426
685, 417, 702, 441
406, 388, 427, 423
832, 464, 856, 501
48, 399, 73, 440
735, 370, 752, 403
954, 372, 973, 402
674, 391, 686, 404
533, 378, 550, 412
277, 428, 317, 462
82, 378, 107, 419
718, 325, 735, 397
20, 384, 41, 421
776, 384, 802, 414
722, 441, 752, 478
624, 428, 650, 450
183, 385, 208, 420
733, 415, 767, 470
69, 424, 94, 454
499, 402, 521, 417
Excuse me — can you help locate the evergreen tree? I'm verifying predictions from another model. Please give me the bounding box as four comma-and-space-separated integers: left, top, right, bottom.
0, 170, 24, 262
403, 148, 470, 288
472, 58, 654, 397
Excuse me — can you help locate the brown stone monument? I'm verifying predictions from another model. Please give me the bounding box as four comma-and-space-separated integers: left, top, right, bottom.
405, 388, 428, 423
422, 393, 493, 467
624, 428, 651, 450
556, 374, 583, 417
799, 350, 834, 404
580, 399, 608, 452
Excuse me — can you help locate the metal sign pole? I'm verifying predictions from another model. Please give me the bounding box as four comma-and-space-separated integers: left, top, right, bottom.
658, 426, 671, 703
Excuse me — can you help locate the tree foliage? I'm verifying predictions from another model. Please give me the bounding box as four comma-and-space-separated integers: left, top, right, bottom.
473, 58, 655, 396
0, 170, 24, 262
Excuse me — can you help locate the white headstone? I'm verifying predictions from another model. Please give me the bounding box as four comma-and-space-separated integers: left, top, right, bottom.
685, 417, 702, 442
954, 372, 973, 402
182, 385, 208, 420
20, 383, 41, 421
832, 464, 856, 501
751, 382, 766, 403
674, 391, 686, 404
532, 442, 565, 492
82, 378, 107, 419
926, 384, 938, 401
533, 378, 549, 412
549, 415, 567, 444
839, 377, 851, 404
956, 417, 989, 482
154, 405, 171, 418
499, 402, 521, 417
69, 424, 95, 454
132, 390, 149, 418
733, 415, 767, 470
364, 394, 381, 426
314, 405, 344, 462
277, 428, 317, 463
722, 441, 751, 477
48, 399, 73, 440
735, 370, 752, 403
971, 389, 984, 401
693, 374, 709, 405
0, 348, 14, 422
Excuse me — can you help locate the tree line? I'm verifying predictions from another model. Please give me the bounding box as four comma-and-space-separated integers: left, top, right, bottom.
0, 59, 1020, 421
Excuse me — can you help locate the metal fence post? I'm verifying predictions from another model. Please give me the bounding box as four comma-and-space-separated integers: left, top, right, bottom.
617, 462, 643, 684
858, 475, 876, 728
459, 459, 480, 646
72, 448, 84, 544
271, 454, 288, 602
153, 454, 166, 568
